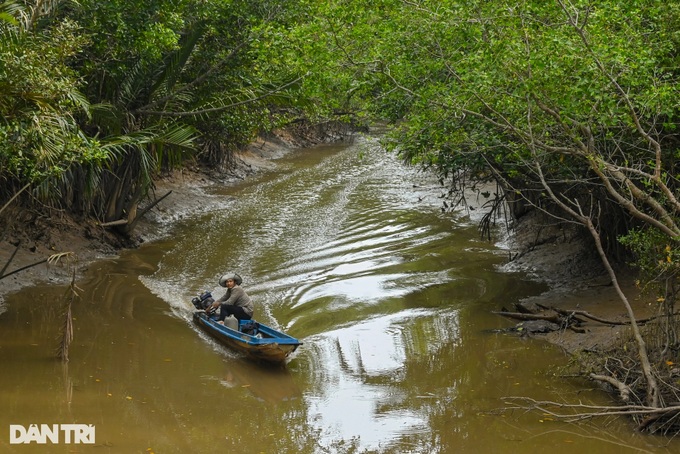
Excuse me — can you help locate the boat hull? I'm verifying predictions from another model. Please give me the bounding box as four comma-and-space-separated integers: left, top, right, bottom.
193, 311, 301, 364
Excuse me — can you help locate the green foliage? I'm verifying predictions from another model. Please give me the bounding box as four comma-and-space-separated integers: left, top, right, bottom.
72, 0, 188, 96
0, 0, 326, 225
291, 0, 679, 231
0, 12, 105, 189
620, 228, 680, 287
4, 0, 677, 257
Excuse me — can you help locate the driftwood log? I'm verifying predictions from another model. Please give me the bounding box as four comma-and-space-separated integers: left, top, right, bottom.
494, 301, 641, 335
493, 301, 587, 334
99, 190, 172, 233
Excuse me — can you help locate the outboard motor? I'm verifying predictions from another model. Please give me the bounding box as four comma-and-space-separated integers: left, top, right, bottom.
191, 291, 216, 314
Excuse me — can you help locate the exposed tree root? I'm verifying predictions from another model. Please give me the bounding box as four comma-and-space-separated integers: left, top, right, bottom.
495, 305, 677, 331
502, 396, 680, 433
589, 373, 633, 403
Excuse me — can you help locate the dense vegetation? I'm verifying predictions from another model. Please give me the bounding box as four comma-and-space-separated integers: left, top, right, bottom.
2, 0, 680, 432
292, 0, 680, 431
0, 0, 328, 232
276, 0, 680, 427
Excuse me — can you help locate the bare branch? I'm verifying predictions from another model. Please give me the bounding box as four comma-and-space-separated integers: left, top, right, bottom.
590, 373, 633, 403
503, 396, 680, 418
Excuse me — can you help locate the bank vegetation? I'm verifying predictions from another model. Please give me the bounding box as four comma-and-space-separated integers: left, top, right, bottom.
2, 0, 680, 435
290, 0, 680, 435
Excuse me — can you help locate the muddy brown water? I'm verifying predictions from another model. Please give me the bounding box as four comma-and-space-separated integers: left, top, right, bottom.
1, 136, 677, 453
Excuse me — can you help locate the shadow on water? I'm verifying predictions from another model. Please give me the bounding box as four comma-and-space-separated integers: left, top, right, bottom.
1, 137, 678, 453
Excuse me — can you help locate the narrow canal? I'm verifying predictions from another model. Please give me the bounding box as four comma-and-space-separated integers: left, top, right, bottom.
1, 135, 676, 453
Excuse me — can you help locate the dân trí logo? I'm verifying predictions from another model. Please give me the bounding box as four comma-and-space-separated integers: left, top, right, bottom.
9, 424, 95, 444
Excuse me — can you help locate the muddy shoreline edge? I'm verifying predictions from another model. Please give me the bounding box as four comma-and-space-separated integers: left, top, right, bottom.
0, 130, 316, 302
0, 128, 644, 356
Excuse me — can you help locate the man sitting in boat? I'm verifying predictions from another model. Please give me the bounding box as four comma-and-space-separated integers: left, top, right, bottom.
208, 273, 254, 323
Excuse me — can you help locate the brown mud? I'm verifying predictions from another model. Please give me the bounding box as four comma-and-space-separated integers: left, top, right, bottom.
500, 209, 654, 355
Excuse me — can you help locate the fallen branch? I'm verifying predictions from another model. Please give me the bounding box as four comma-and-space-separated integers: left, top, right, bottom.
97, 190, 172, 230
135, 190, 172, 220
0, 252, 74, 281
492, 311, 563, 323
123, 190, 173, 234
537, 303, 677, 326
542, 304, 630, 325
0, 182, 30, 217
0, 258, 49, 280
98, 219, 128, 227
589, 373, 632, 402
0, 240, 20, 278
502, 396, 680, 421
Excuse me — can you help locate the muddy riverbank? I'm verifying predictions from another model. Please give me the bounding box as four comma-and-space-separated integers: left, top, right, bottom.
0, 130, 315, 301
0, 128, 647, 357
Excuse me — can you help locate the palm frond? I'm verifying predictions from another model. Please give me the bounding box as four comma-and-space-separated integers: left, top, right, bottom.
65, 89, 91, 119
116, 59, 151, 109
98, 122, 197, 181
0, 1, 24, 28
150, 22, 205, 98
0, 11, 15, 25
89, 102, 125, 135
154, 123, 197, 149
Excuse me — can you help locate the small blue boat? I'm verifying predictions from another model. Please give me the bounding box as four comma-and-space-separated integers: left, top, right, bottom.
193, 311, 302, 364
